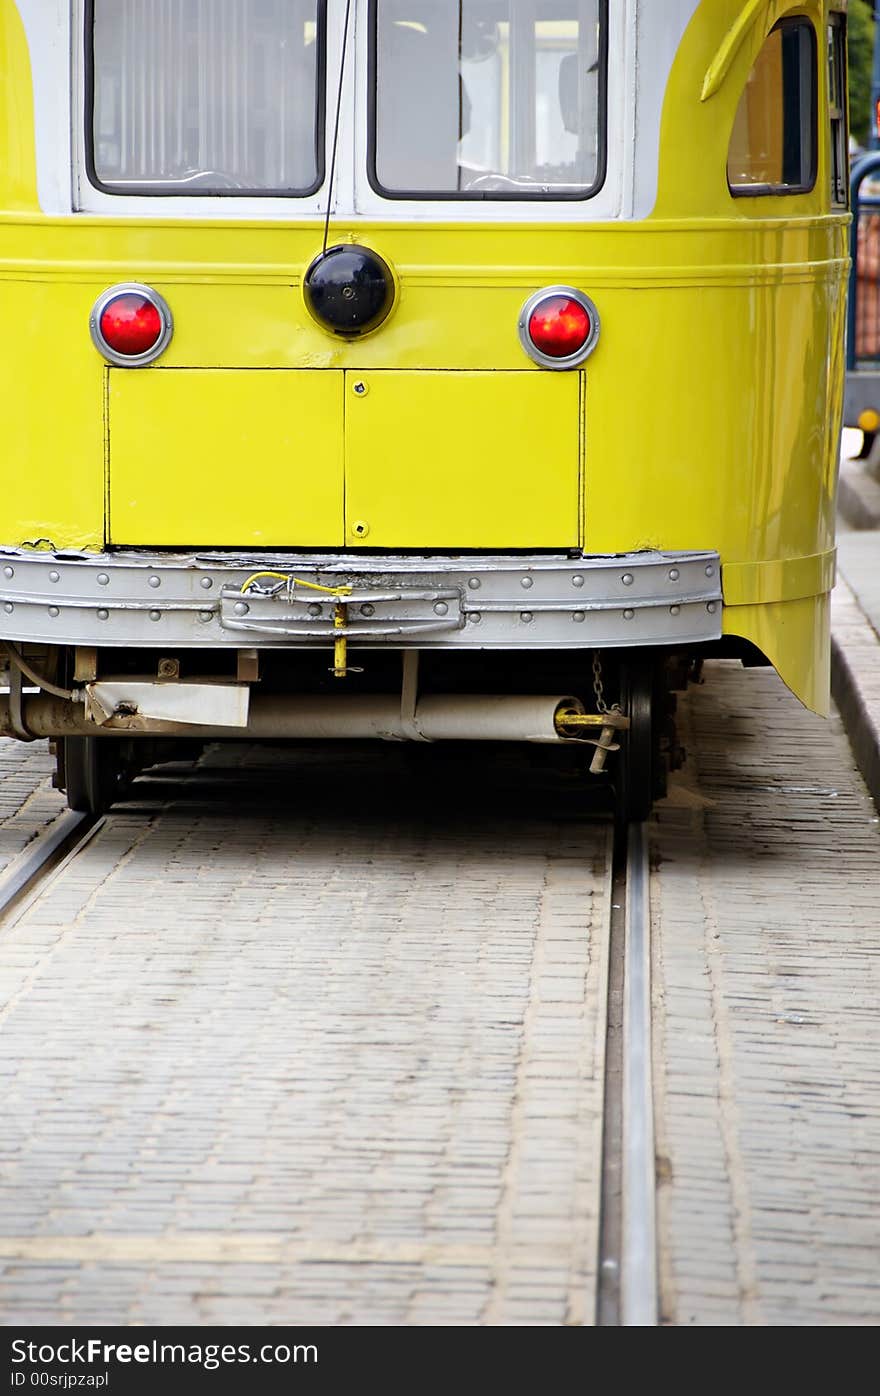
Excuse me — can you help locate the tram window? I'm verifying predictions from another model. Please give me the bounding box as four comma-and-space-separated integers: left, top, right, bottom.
369, 1, 607, 200
828, 13, 848, 208
88, 1, 325, 196
727, 19, 816, 196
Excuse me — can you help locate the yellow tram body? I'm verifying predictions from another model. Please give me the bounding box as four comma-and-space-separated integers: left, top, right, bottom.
0, 0, 849, 811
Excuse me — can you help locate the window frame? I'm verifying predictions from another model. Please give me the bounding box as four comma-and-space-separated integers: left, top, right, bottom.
83, 0, 329, 199
727, 15, 818, 200
365, 0, 609, 203
828, 10, 848, 209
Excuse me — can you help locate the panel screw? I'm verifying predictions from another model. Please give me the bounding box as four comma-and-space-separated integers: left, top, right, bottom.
308, 603, 322, 618
158, 658, 179, 679
360, 603, 375, 618
353, 520, 370, 538
148, 575, 161, 589
353, 381, 367, 396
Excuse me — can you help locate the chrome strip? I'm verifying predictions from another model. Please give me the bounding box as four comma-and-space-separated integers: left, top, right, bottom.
0, 548, 723, 650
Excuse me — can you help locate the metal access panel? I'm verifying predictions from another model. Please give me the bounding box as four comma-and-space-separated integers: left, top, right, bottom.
343, 371, 582, 549
107, 369, 345, 547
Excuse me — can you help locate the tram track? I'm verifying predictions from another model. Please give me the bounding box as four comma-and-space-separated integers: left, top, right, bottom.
0, 808, 103, 927
0, 745, 660, 1325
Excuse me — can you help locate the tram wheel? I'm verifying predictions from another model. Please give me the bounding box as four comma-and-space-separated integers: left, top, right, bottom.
58, 737, 130, 814
613, 659, 666, 824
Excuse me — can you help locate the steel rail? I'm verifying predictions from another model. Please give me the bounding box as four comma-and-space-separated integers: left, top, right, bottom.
0, 810, 101, 923
620, 821, 658, 1325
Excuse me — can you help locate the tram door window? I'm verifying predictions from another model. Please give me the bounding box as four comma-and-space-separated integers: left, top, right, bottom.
88, 0, 325, 195
827, 12, 848, 209
727, 18, 817, 195
371, 0, 604, 198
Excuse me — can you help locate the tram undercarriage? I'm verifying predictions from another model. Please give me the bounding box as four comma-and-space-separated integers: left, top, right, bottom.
0, 546, 725, 819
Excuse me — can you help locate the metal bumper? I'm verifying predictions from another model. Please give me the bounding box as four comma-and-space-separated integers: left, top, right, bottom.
0, 548, 723, 650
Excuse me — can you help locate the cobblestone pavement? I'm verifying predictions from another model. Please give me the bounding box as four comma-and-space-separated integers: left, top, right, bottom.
652, 662, 880, 1325
0, 740, 65, 877
0, 746, 611, 1324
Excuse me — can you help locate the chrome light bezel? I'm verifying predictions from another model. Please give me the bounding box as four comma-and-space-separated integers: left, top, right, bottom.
518, 285, 600, 370
89, 283, 174, 368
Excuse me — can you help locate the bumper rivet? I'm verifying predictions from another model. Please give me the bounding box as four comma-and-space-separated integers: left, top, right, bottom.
468, 612, 481, 624
707, 601, 717, 613
49, 571, 60, 583
520, 611, 533, 624
200, 577, 213, 590
573, 611, 586, 623
468, 577, 481, 590
360, 603, 375, 618
148, 575, 161, 589
48, 606, 59, 618
3, 603, 12, 614
97, 609, 109, 621
622, 573, 634, 586
623, 608, 634, 620
97, 573, 109, 586
308, 603, 322, 618
234, 601, 249, 617
149, 610, 161, 622
670, 605, 681, 617
668, 568, 680, 581
199, 611, 213, 624
521, 576, 534, 589
434, 602, 448, 616
3, 567, 13, 579
572, 574, 584, 588
705, 566, 715, 577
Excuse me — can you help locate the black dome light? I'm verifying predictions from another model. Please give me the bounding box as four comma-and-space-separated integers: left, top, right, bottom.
304, 245, 395, 337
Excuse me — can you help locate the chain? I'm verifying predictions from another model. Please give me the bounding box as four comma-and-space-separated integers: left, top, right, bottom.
592, 650, 608, 714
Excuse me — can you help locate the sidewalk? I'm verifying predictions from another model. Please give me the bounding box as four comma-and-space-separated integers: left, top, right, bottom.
832, 436, 880, 810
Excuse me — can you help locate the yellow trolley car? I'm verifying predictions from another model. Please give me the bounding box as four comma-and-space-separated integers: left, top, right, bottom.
0, 1, 849, 817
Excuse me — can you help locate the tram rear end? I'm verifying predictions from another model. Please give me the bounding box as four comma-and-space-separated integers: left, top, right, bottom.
0, 0, 848, 818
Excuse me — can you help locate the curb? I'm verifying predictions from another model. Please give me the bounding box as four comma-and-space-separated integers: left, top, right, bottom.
838, 457, 880, 530
831, 578, 880, 813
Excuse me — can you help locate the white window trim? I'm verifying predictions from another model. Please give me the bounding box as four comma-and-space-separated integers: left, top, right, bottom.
12, 0, 701, 224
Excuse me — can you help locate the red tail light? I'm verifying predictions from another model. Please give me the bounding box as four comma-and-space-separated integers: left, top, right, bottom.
518, 287, 600, 369
90, 285, 173, 366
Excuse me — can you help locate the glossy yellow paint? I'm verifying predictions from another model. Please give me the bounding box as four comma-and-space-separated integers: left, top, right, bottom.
343, 371, 581, 548
0, 0, 848, 713
109, 369, 345, 546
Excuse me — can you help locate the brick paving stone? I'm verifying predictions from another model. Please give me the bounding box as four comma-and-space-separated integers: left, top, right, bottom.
0, 750, 611, 1325
652, 660, 880, 1326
